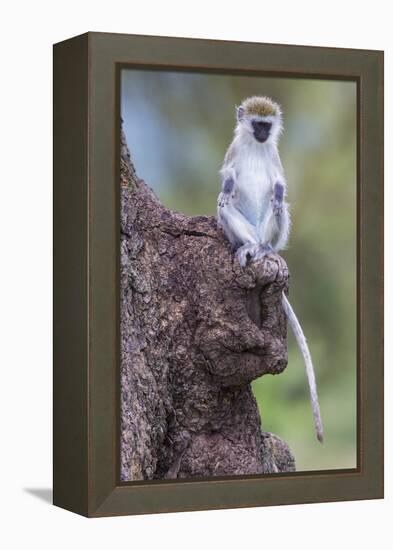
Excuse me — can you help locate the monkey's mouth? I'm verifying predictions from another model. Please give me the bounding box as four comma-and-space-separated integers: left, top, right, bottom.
254, 132, 270, 143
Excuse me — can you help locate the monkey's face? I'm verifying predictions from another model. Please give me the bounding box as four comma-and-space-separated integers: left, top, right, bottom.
236, 110, 281, 145
236, 97, 283, 145
251, 119, 272, 143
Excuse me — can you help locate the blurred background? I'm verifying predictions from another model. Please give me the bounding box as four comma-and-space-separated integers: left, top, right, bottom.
121, 69, 357, 472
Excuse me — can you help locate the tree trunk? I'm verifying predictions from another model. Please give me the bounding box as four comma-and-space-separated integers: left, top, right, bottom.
120, 129, 295, 481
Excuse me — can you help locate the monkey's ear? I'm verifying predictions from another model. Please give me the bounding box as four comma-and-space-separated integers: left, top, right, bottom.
236, 105, 245, 121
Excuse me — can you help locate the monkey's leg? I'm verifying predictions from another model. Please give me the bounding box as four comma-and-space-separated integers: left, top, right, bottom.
253, 182, 288, 261
218, 203, 258, 266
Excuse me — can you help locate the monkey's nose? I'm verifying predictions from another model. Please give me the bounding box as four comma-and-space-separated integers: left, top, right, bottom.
252, 120, 272, 132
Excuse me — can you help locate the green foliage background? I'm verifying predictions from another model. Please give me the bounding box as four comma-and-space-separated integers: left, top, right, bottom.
122, 69, 357, 472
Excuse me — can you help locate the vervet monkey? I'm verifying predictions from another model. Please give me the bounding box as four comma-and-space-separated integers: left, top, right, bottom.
217, 96, 323, 443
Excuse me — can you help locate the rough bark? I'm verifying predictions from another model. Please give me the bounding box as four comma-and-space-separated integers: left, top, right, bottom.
120, 129, 295, 481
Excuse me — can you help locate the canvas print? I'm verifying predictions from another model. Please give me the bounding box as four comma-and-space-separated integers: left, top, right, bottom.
119, 69, 357, 482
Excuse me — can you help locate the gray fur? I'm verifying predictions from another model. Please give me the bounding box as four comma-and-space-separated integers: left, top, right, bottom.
217, 97, 324, 443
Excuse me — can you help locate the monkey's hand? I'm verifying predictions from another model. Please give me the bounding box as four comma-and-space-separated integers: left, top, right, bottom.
271, 182, 284, 219
218, 177, 236, 207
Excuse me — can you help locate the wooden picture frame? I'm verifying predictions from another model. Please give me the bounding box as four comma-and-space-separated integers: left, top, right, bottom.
53, 32, 384, 517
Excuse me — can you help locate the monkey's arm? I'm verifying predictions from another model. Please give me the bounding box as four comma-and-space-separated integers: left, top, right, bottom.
218, 142, 238, 206
271, 182, 290, 251
217, 174, 236, 208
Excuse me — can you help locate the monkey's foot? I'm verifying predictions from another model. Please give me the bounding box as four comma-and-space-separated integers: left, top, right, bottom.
235, 243, 258, 267
253, 244, 274, 262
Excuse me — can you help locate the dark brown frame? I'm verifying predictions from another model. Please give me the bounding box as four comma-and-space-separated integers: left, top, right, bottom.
53, 32, 384, 517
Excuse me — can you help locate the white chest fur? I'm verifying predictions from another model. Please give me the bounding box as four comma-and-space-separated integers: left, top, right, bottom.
234, 142, 278, 229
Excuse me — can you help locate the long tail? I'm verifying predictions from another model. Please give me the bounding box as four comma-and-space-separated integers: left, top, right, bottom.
281, 292, 324, 443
